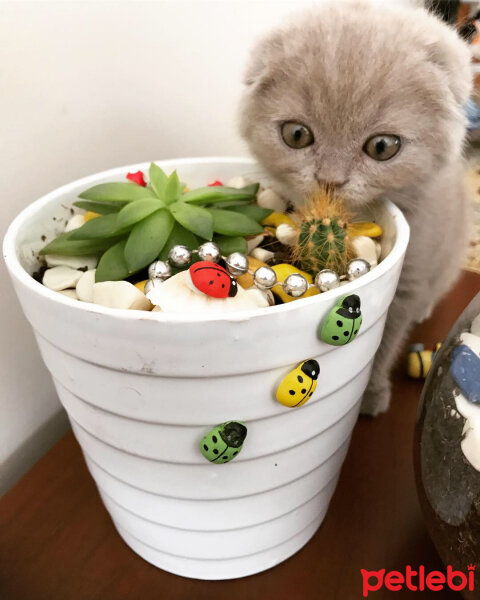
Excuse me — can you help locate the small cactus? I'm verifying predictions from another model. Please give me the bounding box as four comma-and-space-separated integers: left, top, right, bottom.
289, 187, 353, 275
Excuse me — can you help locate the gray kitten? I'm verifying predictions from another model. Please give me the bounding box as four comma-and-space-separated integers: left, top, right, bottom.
239, 0, 472, 416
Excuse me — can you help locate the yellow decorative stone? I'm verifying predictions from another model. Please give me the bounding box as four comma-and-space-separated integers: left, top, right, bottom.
237, 257, 267, 289
272, 263, 319, 303
260, 212, 297, 229
84, 211, 100, 222
134, 280, 148, 293
264, 226, 276, 236
347, 222, 383, 238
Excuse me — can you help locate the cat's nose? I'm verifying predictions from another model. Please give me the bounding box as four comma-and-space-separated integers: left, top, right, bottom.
315, 177, 348, 191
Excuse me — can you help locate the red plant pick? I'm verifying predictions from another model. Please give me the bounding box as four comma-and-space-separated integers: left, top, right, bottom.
208, 180, 223, 187
126, 171, 146, 186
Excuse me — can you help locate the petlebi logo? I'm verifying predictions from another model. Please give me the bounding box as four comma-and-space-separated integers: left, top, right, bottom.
361, 564, 476, 597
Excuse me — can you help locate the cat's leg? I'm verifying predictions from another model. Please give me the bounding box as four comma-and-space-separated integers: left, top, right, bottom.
360, 286, 420, 416
413, 193, 469, 324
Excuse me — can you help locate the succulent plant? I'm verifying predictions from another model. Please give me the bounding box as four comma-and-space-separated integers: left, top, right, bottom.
289, 188, 353, 275
40, 163, 271, 282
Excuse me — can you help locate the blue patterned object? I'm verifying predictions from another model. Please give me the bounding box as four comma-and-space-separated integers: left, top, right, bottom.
450, 344, 480, 404
465, 97, 480, 132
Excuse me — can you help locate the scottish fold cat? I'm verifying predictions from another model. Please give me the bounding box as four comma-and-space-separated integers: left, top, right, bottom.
239, 0, 472, 415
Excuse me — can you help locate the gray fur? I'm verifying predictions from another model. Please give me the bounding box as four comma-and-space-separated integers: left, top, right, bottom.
239, 0, 472, 415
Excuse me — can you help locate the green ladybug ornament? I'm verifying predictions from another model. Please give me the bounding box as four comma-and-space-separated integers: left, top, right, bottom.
319, 294, 362, 346
200, 421, 247, 464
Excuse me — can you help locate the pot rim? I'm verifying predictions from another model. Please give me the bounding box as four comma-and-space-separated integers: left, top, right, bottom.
3, 156, 410, 324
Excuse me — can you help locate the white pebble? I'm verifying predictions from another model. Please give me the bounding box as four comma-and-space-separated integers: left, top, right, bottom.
246, 234, 265, 253
253, 288, 275, 306
226, 176, 248, 189
149, 271, 268, 313
472, 313, 480, 337
64, 214, 85, 232
351, 235, 378, 267
92, 281, 151, 311
454, 392, 480, 472
276, 223, 297, 246
45, 254, 98, 270
76, 269, 96, 303
460, 332, 480, 357
58, 289, 79, 300
244, 287, 271, 308
43, 266, 83, 291
257, 188, 287, 213
250, 247, 274, 262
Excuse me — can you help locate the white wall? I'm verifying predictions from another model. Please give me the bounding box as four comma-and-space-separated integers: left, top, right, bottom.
0, 0, 322, 493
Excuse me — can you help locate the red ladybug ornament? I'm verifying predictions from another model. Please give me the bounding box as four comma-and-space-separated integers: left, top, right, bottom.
187, 261, 238, 298
208, 180, 223, 187
126, 171, 146, 186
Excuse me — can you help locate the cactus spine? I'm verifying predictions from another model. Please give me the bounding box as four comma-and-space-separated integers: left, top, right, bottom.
290, 187, 353, 275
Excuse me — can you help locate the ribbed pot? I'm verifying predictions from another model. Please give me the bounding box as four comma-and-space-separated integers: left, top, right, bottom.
3, 158, 409, 579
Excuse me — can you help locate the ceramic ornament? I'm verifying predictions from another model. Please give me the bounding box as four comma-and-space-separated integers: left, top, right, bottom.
320, 294, 362, 345
200, 421, 247, 463
186, 261, 238, 298
450, 344, 480, 404
276, 359, 320, 408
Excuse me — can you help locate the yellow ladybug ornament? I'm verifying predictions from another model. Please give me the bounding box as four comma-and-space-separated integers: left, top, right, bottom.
407, 342, 442, 379
276, 359, 320, 408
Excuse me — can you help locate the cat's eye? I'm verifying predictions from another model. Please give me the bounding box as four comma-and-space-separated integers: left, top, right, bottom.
363, 134, 401, 161
280, 122, 314, 149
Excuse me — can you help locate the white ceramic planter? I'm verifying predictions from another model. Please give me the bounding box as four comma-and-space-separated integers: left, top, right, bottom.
3, 158, 409, 580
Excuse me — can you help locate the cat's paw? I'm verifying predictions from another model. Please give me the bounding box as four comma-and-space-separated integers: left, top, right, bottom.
360, 382, 391, 417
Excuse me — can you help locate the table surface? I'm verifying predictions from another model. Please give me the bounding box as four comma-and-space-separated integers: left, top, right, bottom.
2, 271, 479, 600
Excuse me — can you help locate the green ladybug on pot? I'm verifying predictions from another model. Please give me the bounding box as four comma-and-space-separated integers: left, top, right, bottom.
319, 294, 362, 346
200, 421, 247, 464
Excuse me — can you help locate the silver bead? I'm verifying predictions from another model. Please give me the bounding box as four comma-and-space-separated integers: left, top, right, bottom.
198, 241, 220, 263
253, 266, 277, 290
346, 258, 371, 281
225, 252, 249, 276
168, 245, 192, 267
283, 273, 308, 297
144, 278, 163, 296
314, 269, 340, 292
148, 260, 172, 281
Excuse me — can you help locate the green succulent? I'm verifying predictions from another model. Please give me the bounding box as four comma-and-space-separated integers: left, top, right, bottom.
40, 163, 271, 282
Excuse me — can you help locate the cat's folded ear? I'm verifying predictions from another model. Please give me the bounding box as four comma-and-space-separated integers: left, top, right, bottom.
423, 23, 472, 107
243, 33, 284, 94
